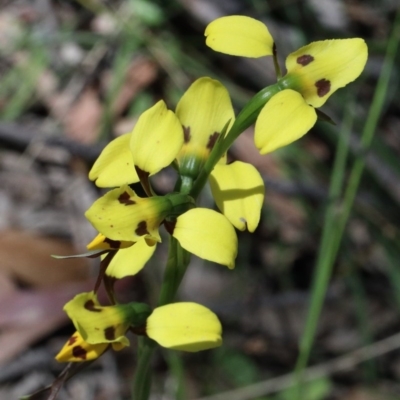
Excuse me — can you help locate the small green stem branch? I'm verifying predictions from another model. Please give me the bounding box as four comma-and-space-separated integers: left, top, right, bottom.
190, 82, 282, 199
292, 9, 400, 399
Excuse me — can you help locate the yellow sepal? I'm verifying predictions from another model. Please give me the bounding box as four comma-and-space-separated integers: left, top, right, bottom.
146, 302, 222, 352
106, 239, 156, 279
205, 16, 273, 58
173, 208, 237, 269
89, 133, 139, 188
255, 89, 317, 154
130, 100, 183, 175
209, 161, 264, 232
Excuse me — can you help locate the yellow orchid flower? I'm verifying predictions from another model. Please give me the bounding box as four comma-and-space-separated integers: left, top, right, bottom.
175, 77, 265, 233
146, 302, 222, 352
205, 16, 368, 154
63, 292, 151, 347
85, 186, 237, 269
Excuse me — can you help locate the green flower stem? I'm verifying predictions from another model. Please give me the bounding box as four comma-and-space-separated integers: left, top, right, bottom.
132, 336, 157, 400
158, 236, 191, 307
190, 82, 282, 199
132, 237, 191, 400
292, 10, 400, 400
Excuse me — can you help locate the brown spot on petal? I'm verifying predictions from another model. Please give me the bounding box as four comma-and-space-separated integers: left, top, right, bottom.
315, 79, 331, 97
183, 126, 191, 143
297, 54, 314, 66
118, 192, 136, 206
104, 326, 116, 341
84, 299, 102, 312
104, 238, 121, 249
72, 345, 87, 360
68, 335, 78, 346
207, 132, 219, 150
135, 220, 149, 236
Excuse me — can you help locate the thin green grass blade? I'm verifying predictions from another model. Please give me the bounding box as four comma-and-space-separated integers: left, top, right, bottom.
292, 9, 400, 399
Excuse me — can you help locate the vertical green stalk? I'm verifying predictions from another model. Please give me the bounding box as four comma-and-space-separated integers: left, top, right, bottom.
132, 337, 157, 400
132, 236, 191, 400
292, 10, 400, 399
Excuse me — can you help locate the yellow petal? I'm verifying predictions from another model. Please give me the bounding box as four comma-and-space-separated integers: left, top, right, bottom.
173, 208, 237, 269
89, 133, 139, 188
86, 233, 134, 251
209, 161, 264, 232
64, 292, 132, 347
176, 77, 234, 177
255, 89, 317, 154
130, 100, 183, 175
285, 39, 368, 107
55, 331, 108, 362
146, 302, 222, 352
205, 16, 273, 58
106, 239, 156, 278
85, 185, 170, 243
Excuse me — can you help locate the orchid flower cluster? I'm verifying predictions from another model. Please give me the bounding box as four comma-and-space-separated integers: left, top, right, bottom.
55, 15, 367, 397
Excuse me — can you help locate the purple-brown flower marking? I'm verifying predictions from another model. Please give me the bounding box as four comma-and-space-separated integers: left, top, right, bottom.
104, 238, 122, 249
118, 192, 136, 206
297, 54, 314, 66
207, 132, 220, 150
183, 126, 191, 143
72, 346, 87, 360
104, 326, 116, 340
135, 221, 150, 236
315, 78, 331, 97
84, 299, 102, 312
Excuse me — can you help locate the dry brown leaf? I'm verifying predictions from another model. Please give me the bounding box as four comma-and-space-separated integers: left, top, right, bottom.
64, 87, 103, 144
0, 229, 90, 288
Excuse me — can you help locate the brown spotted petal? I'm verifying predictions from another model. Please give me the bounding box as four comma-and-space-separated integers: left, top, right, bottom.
85, 185, 173, 243
63, 291, 135, 347
176, 77, 234, 178
55, 331, 109, 362
285, 39, 368, 107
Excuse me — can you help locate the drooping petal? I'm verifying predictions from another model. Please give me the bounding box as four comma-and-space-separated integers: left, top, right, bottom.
106, 239, 156, 279
85, 185, 176, 243
146, 302, 222, 352
130, 100, 183, 175
284, 39, 368, 107
173, 208, 237, 269
64, 291, 134, 346
209, 161, 264, 232
86, 233, 134, 251
55, 331, 109, 362
255, 89, 317, 154
89, 133, 139, 188
205, 16, 274, 58
176, 77, 234, 177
